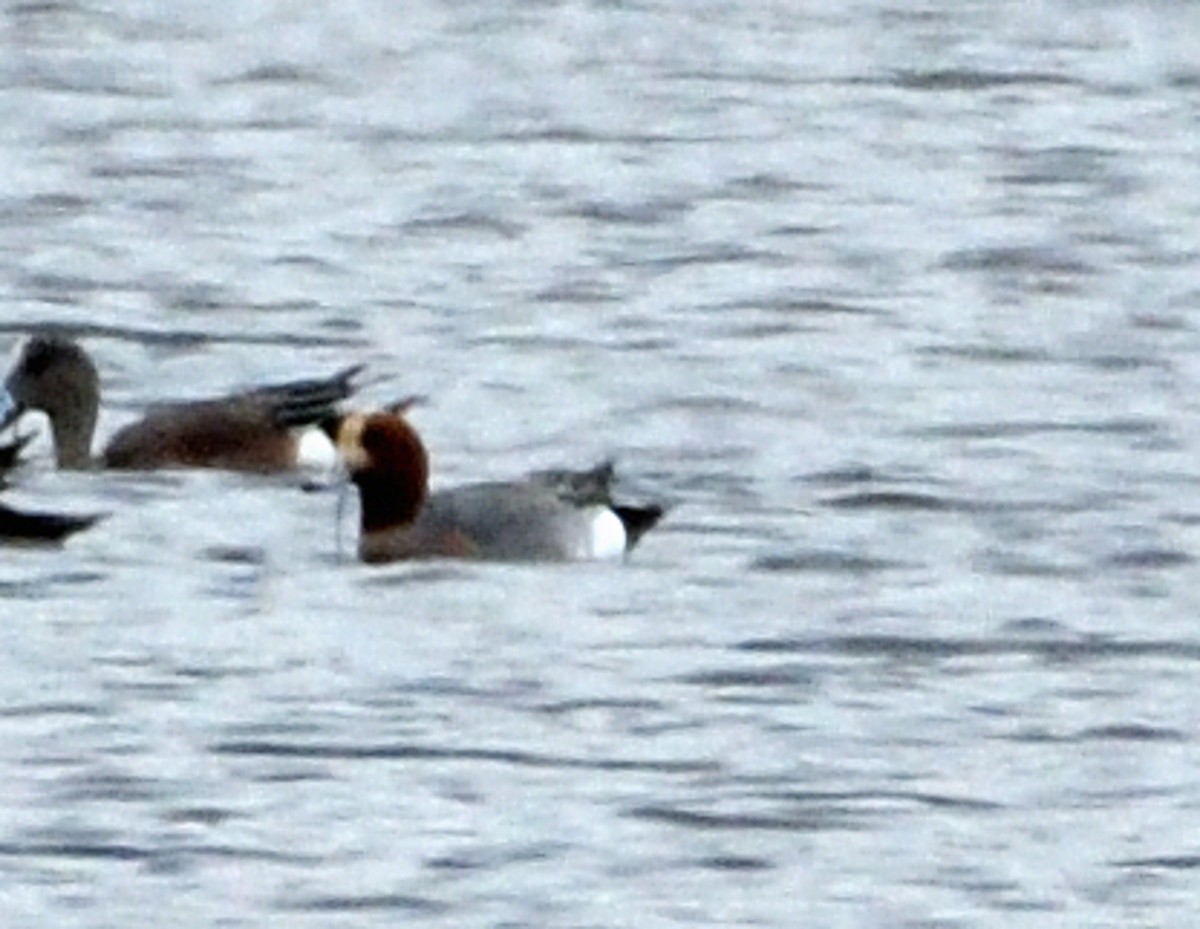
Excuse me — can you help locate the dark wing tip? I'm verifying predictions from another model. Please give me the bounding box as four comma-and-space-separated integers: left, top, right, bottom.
331, 363, 366, 392
268, 363, 366, 428
0, 504, 105, 543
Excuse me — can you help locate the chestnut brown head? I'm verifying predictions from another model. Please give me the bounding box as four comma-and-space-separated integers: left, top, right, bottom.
331, 411, 430, 531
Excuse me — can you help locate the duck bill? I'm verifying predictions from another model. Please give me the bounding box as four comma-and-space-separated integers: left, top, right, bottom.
329, 413, 370, 471
0, 385, 22, 431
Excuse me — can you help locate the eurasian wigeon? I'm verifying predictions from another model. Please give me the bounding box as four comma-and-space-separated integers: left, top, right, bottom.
0, 334, 362, 473
324, 406, 664, 563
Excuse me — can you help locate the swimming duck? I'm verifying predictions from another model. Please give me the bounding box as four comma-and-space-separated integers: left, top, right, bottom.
324, 407, 663, 562
0, 334, 361, 472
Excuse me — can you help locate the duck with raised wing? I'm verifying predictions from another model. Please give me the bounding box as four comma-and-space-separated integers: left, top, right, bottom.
324, 406, 663, 563
0, 334, 361, 473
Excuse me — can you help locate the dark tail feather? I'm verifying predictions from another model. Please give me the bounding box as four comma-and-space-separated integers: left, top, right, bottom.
614, 504, 664, 550
0, 432, 35, 472
0, 504, 104, 543
267, 364, 365, 428
384, 394, 426, 415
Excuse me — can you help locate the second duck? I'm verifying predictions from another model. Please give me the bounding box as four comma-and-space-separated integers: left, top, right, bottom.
0, 334, 361, 473
325, 405, 664, 563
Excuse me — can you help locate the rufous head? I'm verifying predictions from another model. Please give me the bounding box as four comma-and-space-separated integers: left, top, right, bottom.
325, 409, 430, 531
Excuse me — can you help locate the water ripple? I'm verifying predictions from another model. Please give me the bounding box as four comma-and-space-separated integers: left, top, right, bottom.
210, 740, 719, 774
1114, 855, 1200, 870
212, 64, 334, 86
0, 320, 366, 349
751, 551, 913, 574
822, 491, 963, 512
626, 803, 861, 833
738, 635, 1200, 662
675, 665, 820, 689
280, 894, 447, 914
1074, 724, 1186, 743
1103, 548, 1193, 570
886, 68, 1081, 91
772, 789, 1002, 812
939, 245, 1095, 275
913, 417, 1160, 440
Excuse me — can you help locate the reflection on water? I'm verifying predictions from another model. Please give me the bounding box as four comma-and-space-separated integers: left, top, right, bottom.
1, 0, 1200, 925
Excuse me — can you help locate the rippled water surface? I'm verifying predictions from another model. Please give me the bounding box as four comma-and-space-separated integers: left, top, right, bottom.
2, 1, 1200, 925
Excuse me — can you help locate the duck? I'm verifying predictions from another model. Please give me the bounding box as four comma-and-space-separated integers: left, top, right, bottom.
0, 334, 362, 473
323, 405, 664, 563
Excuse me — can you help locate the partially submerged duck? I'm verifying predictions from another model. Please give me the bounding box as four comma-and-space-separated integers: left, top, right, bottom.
0, 499, 101, 544
325, 407, 663, 563
0, 334, 361, 472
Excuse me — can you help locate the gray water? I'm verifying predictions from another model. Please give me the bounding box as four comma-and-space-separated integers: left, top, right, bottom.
0, 0, 1198, 925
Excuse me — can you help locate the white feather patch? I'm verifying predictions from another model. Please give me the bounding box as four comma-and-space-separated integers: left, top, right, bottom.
295, 426, 339, 473
586, 506, 627, 560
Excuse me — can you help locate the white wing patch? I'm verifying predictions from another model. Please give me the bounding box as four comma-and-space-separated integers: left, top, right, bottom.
295, 426, 339, 475
586, 506, 627, 560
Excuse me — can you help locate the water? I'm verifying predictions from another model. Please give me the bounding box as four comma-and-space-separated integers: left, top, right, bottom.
0, 0, 1198, 925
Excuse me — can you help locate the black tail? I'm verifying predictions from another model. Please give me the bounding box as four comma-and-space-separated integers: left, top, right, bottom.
0, 432, 35, 472
614, 504, 665, 551
0, 503, 103, 543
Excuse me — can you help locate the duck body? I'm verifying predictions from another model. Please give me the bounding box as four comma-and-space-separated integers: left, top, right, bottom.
359, 476, 644, 563
330, 410, 663, 564
0, 334, 360, 472
101, 397, 301, 471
